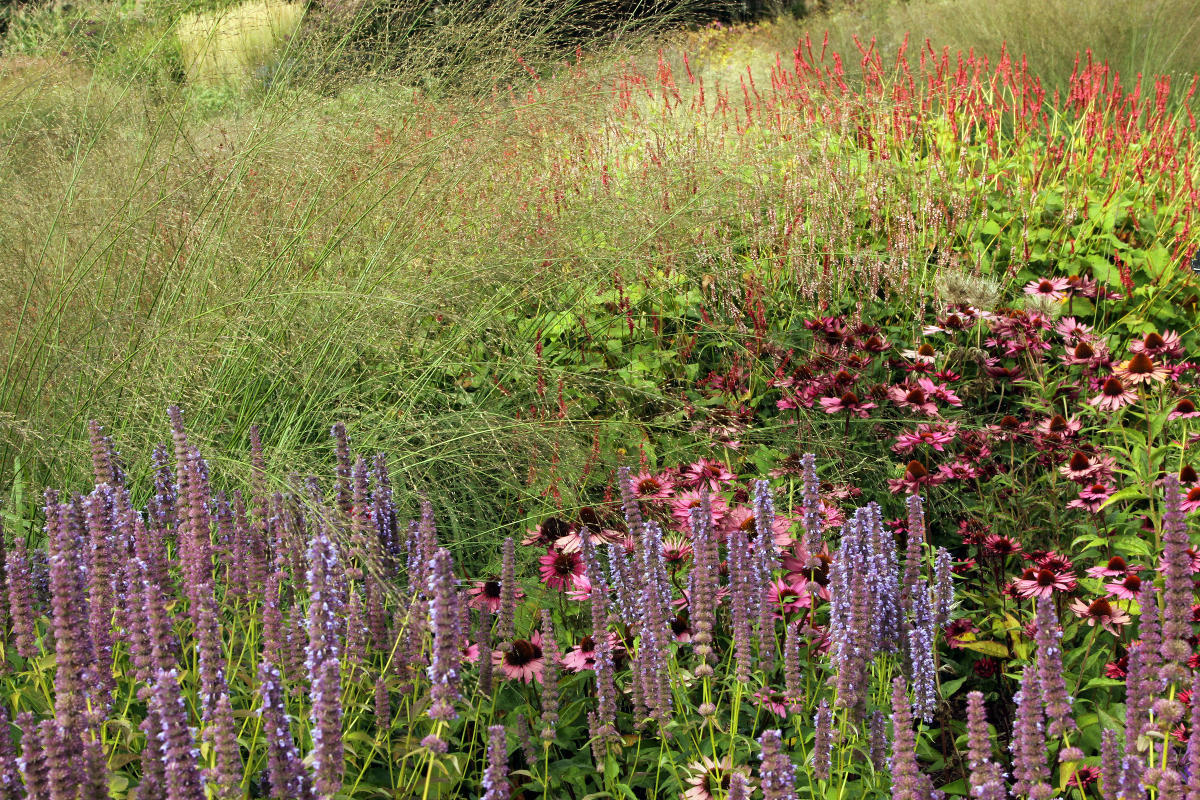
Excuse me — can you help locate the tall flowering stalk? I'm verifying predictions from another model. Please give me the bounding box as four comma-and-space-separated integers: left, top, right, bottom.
759, 729, 797, 800
1034, 596, 1075, 738
482, 725, 510, 800
800, 453, 823, 563
258, 658, 312, 800
687, 499, 719, 677
497, 536, 517, 646
1159, 475, 1193, 684
539, 609, 560, 741
1010, 664, 1051, 800
306, 519, 345, 799
966, 691, 1005, 800
425, 547, 462, 743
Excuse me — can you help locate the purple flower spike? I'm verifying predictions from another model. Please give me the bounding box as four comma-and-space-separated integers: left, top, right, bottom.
1034, 596, 1075, 738
482, 725, 510, 800
1160, 475, 1193, 684
427, 548, 462, 722
759, 729, 797, 800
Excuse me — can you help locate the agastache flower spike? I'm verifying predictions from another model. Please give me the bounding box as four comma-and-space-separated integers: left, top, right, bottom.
901, 494, 926, 614
966, 691, 1005, 800
1159, 475, 1193, 683
932, 547, 954, 626
889, 678, 932, 800
539, 609, 560, 741
688, 499, 719, 676
306, 519, 344, 800
6, 533, 38, 660
1185, 668, 1200, 800
150, 668, 206, 800
1010, 664, 1052, 800
759, 729, 797, 800
1101, 728, 1121, 800
257, 658, 312, 800
728, 522, 755, 683
426, 548, 462, 725
812, 700, 833, 781
908, 584, 937, 724
482, 725, 510, 800
800, 453, 823, 564
497, 537, 517, 646
1034, 596, 1075, 737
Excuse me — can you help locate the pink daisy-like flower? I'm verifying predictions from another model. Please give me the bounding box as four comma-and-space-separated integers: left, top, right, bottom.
720, 506, 795, 548
554, 526, 622, 554
1129, 330, 1186, 360
467, 578, 525, 613
1183, 486, 1200, 513
887, 460, 946, 494
538, 547, 585, 591
900, 342, 939, 363
1115, 353, 1171, 386
671, 489, 728, 526
566, 573, 594, 602
561, 633, 623, 672
1059, 451, 1098, 482
887, 383, 939, 416
918, 377, 962, 407
1070, 601, 1127, 633
766, 577, 812, 616
1036, 414, 1082, 438
1055, 317, 1094, 340
662, 537, 694, 568
522, 516, 572, 547
1067, 482, 1114, 514
818, 391, 876, 417
682, 458, 736, 491
493, 632, 545, 683
1060, 339, 1110, 369
752, 690, 795, 717
1090, 376, 1137, 410
1012, 567, 1076, 599
1105, 573, 1143, 601
683, 756, 744, 800
944, 618, 979, 648
892, 423, 959, 454
1170, 398, 1200, 420
1085, 556, 1140, 579
631, 470, 675, 500
1024, 276, 1071, 301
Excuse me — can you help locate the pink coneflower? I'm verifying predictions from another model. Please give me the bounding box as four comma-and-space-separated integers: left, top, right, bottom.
1068, 597, 1131, 634
493, 634, 544, 683
752, 690, 794, 717
1115, 353, 1170, 386
919, 377, 963, 407
632, 470, 675, 501
1061, 339, 1110, 368
1180, 465, 1199, 486
1129, 330, 1186, 360
671, 490, 728, 526
1012, 567, 1076, 599
766, 577, 812, 616
1105, 573, 1143, 600
900, 342, 939, 363
1059, 451, 1097, 482
682, 458, 735, 491
522, 516, 572, 547
887, 383, 939, 416
662, 537, 694, 568
1170, 398, 1200, 420
892, 423, 958, 454
1055, 317, 1094, 339
566, 574, 594, 602
1036, 414, 1082, 438
1024, 276, 1071, 300
1085, 556, 1140, 579
554, 526, 621, 554
538, 547, 584, 591
467, 579, 525, 613
1105, 655, 1129, 679
1183, 487, 1200, 513
887, 460, 946, 494
983, 534, 1023, 558
1067, 483, 1114, 514
1090, 376, 1138, 410
819, 391, 876, 417
562, 634, 622, 672
721, 506, 795, 547
1033, 551, 1073, 573
943, 618, 979, 649
683, 756, 742, 800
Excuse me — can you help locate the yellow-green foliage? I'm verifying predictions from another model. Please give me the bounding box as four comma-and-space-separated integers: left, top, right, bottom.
175, 0, 305, 85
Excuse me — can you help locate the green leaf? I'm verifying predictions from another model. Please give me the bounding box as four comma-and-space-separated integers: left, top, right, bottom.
959, 640, 1009, 658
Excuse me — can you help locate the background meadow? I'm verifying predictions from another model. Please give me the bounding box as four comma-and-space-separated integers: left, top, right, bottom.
1, 0, 1200, 797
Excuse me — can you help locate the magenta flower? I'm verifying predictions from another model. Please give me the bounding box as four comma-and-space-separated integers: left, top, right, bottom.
631, 470, 675, 500
1024, 276, 1070, 300
537, 547, 584, 591
1090, 376, 1137, 410
819, 391, 876, 417
1169, 398, 1200, 419
1012, 567, 1076, 599
492, 632, 545, 683
467, 579, 524, 613
681, 458, 735, 491
1067, 482, 1114, 513
893, 423, 959, 454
